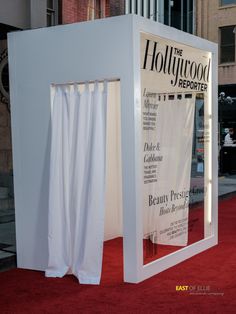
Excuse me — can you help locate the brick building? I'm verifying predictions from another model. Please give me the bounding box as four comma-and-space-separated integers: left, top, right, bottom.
196, 0, 236, 97
0, 0, 194, 179
0, 0, 59, 178
195, 0, 236, 138
0, 0, 124, 178
61, 0, 124, 24
61, 0, 194, 32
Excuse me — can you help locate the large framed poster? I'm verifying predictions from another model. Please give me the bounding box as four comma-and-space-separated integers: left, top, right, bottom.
140, 31, 216, 268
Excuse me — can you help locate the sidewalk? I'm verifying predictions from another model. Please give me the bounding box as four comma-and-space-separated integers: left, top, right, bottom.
218, 174, 236, 197
0, 175, 236, 272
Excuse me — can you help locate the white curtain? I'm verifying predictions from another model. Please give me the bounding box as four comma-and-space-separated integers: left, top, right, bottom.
104, 82, 123, 241
46, 81, 107, 285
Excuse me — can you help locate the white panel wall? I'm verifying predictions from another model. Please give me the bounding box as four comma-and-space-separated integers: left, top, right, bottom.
8, 16, 137, 277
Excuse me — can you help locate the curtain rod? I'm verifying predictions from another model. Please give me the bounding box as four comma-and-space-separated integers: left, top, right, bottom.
51, 78, 120, 86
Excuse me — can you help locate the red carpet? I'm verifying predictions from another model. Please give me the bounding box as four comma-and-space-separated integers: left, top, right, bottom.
0, 196, 236, 313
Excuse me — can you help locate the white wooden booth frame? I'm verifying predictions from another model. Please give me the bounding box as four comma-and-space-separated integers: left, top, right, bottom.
8, 14, 218, 283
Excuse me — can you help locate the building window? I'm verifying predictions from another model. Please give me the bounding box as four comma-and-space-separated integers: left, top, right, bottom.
125, 0, 193, 34
171, 0, 181, 30
87, 0, 106, 20
220, 26, 235, 63
164, 0, 194, 34
47, 0, 56, 26
220, 0, 236, 6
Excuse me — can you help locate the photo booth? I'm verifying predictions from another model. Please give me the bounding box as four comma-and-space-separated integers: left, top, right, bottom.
8, 14, 218, 284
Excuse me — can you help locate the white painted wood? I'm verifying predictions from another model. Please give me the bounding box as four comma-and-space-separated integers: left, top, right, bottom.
132, 15, 218, 283
8, 15, 218, 284
8, 16, 139, 280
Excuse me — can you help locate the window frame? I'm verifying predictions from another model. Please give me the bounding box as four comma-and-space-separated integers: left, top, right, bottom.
164, 0, 194, 34
87, 0, 106, 20
220, 25, 236, 64
219, 0, 236, 7
47, 0, 58, 27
